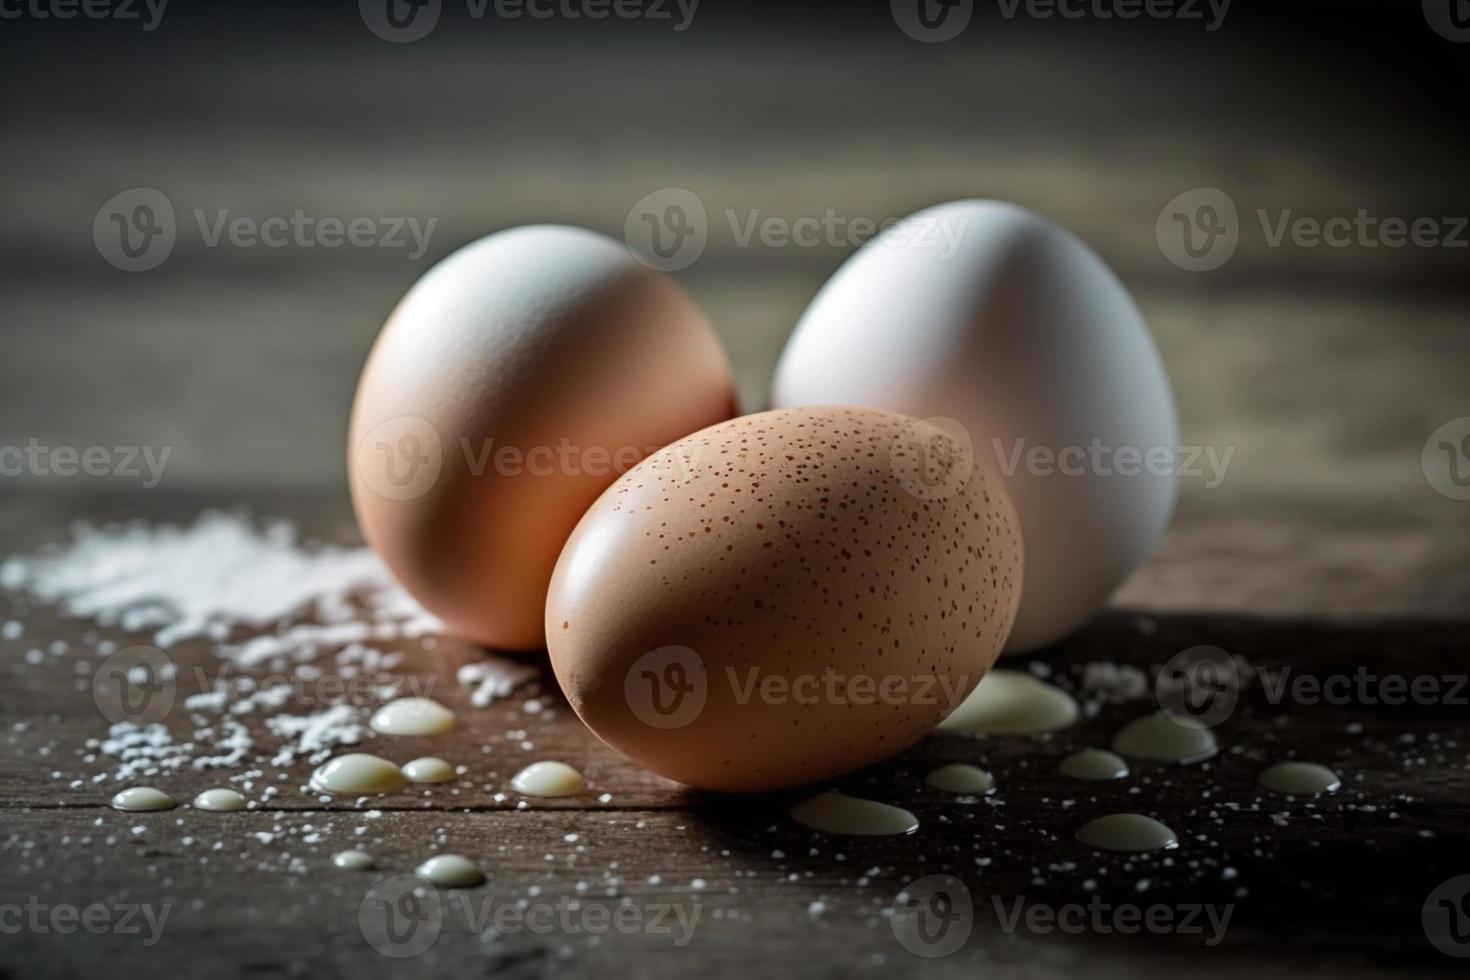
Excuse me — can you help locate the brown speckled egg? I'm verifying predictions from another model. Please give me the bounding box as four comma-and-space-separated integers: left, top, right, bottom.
348, 225, 735, 650
545, 406, 1023, 792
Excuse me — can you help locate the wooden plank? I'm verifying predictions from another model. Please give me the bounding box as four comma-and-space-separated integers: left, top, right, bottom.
3, 494, 1470, 976
5, 806, 1431, 980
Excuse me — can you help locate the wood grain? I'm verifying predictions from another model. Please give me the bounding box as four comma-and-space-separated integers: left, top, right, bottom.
2, 492, 1469, 977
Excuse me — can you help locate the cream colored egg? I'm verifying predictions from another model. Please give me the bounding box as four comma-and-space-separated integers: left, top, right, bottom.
349, 225, 735, 650
771, 201, 1177, 652
546, 406, 1023, 792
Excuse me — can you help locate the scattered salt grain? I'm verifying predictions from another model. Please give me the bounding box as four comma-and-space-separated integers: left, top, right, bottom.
0, 511, 440, 662
458, 658, 538, 708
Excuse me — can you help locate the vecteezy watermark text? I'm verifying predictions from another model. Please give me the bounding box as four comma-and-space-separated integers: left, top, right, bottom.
186, 665, 441, 713
725, 209, 968, 257
355, 416, 713, 501
1152, 644, 1470, 730
94, 188, 437, 271
624, 188, 970, 271
889, 876, 1232, 958
887, 417, 1230, 502
992, 895, 1233, 945
359, 0, 698, 43
358, 876, 700, 957
624, 646, 976, 730
1258, 666, 1469, 708
725, 666, 975, 711
0, 898, 170, 947
993, 0, 1229, 30
1158, 188, 1468, 271
91, 645, 444, 726
989, 437, 1233, 489
0, 439, 170, 488
890, 0, 1228, 43
194, 210, 435, 258
0, 0, 167, 30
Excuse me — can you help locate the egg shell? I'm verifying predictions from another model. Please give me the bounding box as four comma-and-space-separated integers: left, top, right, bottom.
546, 406, 1023, 793
349, 225, 735, 650
771, 200, 1177, 652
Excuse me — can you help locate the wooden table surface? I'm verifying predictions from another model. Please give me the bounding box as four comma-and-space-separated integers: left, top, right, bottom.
2, 5, 1468, 977
2, 489, 1468, 979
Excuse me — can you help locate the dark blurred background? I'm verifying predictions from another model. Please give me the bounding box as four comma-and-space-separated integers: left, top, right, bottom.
2, 0, 1467, 580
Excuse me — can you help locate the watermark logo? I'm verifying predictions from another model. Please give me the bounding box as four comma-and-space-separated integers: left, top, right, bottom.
189, 664, 439, 714
994, 895, 1232, 945
360, 875, 443, 958
94, 189, 437, 271
0, 0, 168, 30
727, 667, 974, 710
1157, 187, 1238, 272
93, 645, 176, 726
488, 0, 699, 29
1423, 0, 1470, 42
1160, 188, 1468, 271
364, 0, 698, 42
94, 188, 175, 272
0, 898, 171, 945
355, 416, 444, 501
624, 651, 975, 730
891, 875, 973, 957
728, 209, 969, 257
625, 190, 972, 271
890, 416, 975, 502
625, 187, 708, 272
1423, 417, 1470, 501
1256, 666, 1468, 708
989, 437, 1232, 489
625, 645, 707, 729
0, 439, 171, 488
1156, 644, 1239, 727
1423, 875, 1470, 957
353, 424, 687, 500
894, 0, 1229, 40
193, 209, 436, 257
361, 0, 442, 42
1256, 210, 1468, 250
359, 884, 700, 955
891, 0, 973, 42
456, 894, 700, 943
995, 0, 1229, 30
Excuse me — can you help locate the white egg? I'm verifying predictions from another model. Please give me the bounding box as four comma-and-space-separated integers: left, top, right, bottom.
771, 200, 1177, 652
